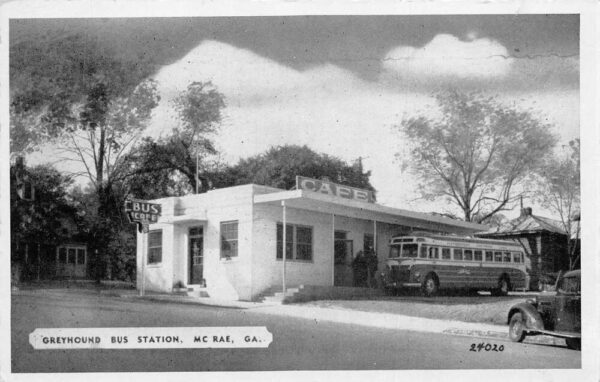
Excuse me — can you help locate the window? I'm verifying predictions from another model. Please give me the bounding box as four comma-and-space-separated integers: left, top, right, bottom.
485, 251, 493, 262
503, 252, 511, 263
76, 249, 86, 265
220, 221, 238, 258
148, 230, 163, 264
277, 223, 313, 261
363, 233, 374, 253
58, 246, 86, 265
389, 245, 400, 258
428, 247, 439, 259
400, 244, 418, 258
277, 224, 294, 259
464, 249, 473, 261
334, 231, 347, 240
558, 276, 580, 295
67, 248, 76, 264
453, 248, 463, 261
494, 251, 503, 262
474, 250, 483, 261
512, 252, 522, 263
296, 226, 313, 261
441, 248, 451, 260
419, 245, 428, 258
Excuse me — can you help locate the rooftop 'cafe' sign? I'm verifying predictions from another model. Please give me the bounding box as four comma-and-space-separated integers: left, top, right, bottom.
296, 176, 375, 203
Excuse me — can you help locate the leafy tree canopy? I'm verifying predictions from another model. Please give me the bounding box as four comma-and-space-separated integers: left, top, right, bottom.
10, 30, 158, 156
122, 82, 225, 199
398, 90, 557, 222
10, 164, 77, 248
213, 145, 376, 194
537, 139, 580, 269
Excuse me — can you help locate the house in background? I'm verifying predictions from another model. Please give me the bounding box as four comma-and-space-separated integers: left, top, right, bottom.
476, 207, 577, 290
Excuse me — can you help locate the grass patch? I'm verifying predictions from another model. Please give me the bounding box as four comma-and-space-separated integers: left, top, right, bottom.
299, 296, 526, 325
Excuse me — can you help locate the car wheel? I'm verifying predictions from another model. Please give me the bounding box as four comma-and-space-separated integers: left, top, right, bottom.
508, 312, 527, 342
421, 274, 439, 297
565, 338, 581, 351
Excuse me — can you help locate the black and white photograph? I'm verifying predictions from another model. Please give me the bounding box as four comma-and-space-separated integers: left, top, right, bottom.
1, 0, 598, 380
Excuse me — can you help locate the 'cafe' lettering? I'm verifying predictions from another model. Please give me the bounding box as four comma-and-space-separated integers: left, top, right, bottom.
296, 176, 374, 203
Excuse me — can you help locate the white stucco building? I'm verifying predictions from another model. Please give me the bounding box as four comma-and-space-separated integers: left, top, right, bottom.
136, 183, 486, 301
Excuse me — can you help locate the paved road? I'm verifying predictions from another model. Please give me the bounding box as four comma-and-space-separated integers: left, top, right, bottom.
11, 290, 580, 372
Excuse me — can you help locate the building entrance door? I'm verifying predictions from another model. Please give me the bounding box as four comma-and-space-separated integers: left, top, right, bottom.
188, 227, 204, 285
334, 235, 354, 287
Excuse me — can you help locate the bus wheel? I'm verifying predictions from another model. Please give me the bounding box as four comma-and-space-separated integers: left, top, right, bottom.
421, 274, 439, 297
494, 277, 510, 296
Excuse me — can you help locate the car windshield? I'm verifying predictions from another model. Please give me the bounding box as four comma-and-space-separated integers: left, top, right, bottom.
558, 276, 580, 295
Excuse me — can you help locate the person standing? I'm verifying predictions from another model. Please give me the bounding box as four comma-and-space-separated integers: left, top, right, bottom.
352, 250, 367, 287
366, 247, 378, 288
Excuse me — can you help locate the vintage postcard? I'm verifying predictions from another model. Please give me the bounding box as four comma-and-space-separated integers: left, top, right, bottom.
1, 0, 597, 381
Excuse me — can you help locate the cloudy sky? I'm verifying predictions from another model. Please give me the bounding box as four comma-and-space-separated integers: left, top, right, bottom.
19, 15, 579, 217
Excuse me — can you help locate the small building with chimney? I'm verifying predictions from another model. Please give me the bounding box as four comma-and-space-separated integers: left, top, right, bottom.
476, 207, 576, 290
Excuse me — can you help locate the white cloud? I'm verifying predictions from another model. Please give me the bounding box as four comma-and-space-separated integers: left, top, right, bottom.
145, 40, 577, 214
382, 34, 514, 81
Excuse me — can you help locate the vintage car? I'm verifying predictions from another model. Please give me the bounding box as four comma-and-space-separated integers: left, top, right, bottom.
507, 269, 581, 350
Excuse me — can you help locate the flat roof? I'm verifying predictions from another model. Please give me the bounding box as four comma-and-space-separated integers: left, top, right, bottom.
254, 189, 487, 234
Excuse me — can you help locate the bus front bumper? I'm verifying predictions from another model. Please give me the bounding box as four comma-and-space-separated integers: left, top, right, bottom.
386, 282, 421, 288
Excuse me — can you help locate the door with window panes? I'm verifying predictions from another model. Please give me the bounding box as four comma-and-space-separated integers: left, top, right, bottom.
334, 231, 353, 286
189, 227, 204, 285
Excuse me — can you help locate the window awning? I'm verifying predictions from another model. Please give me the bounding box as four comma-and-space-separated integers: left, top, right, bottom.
254, 189, 486, 235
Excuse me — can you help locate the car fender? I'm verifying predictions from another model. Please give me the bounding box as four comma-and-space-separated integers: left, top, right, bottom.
507, 302, 545, 331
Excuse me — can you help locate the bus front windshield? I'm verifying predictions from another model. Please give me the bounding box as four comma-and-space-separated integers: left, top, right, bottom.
401, 244, 418, 258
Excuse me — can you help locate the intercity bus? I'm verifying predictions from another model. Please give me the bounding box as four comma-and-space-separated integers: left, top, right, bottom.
383, 233, 527, 296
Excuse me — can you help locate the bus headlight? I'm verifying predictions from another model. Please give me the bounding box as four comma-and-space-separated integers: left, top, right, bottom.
414, 272, 421, 281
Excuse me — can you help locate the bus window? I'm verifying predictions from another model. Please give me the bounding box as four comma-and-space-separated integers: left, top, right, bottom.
441, 248, 451, 260
419, 245, 428, 258
464, 249, 473, 261
503, 252, 511, 262
474, 250, 483, 261
453, 248, 463, 261
511, 252, 520, 263
399, 244, 418, 258
485, 251, 493, 262
494, 252, 503, 262
429, 247, 439, 259
389, 245, 400, 258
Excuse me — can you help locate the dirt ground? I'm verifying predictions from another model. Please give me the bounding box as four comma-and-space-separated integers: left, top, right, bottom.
297, 293, 533, 325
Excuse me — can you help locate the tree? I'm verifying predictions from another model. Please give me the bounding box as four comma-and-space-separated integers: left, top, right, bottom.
11, 32, 161, 279
122, 82, 226, 198
538, 139, 580, 270
10, 31, 157, 158
213, 145, 376, 193
10, 163, 78, 280
398, 91, 557, 222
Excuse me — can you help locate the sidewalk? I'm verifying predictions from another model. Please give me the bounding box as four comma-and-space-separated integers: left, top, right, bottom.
123, 291, 562, 346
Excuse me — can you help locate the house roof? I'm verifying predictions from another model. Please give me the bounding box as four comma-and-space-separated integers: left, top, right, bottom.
477, 210, 566, 237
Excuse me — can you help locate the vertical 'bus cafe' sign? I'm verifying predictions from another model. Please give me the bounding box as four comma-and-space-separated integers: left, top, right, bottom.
124, 199, 162, 233
296, 176, 375, 203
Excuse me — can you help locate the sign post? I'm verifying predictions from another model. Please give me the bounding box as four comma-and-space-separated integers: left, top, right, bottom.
124, 199, 162, 297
